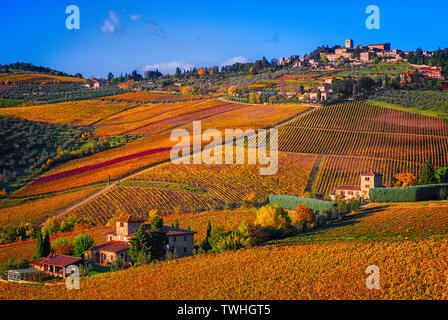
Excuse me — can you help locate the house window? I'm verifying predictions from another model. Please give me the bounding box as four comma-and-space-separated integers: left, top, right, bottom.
365, 185, 370, 189
365, 177, 370, 181
184, 236, 187, 241
120, 222, 124, 227
173, 237, 176, 242
184, 247, 187, 253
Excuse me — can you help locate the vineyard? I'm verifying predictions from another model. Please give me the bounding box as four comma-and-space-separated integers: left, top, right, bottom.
102, 92, 205, 103
312, 155, 425, 194
94, 99, 244, 136
0, 187, 100, 227
0, 100, 135, 126
69, 186, 223, 225
271, 102, 448, 194
2, 238, 448, 299
131, 151, 317, 203
279, 202, 448, 243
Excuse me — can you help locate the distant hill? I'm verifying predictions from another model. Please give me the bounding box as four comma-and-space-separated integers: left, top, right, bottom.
0, 62, 81, 78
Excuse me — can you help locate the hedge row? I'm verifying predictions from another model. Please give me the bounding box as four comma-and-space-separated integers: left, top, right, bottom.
268, 194, 337, 213
370, 183, 448, 202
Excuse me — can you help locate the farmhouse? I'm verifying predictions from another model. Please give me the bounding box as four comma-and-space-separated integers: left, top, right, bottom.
329, 172, 383, 200
85, 215, 196, 266
30, 255, 83, 278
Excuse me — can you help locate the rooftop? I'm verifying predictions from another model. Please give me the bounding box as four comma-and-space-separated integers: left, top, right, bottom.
31, 255, 82, 267
90, 241, 130, 253
115, 215, 147, 223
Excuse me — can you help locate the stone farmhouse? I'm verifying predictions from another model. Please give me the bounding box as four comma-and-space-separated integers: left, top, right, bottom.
85, 215, 196, 266
329, 172, 383, 200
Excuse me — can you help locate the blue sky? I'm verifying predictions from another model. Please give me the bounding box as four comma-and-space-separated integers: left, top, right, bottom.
1, 0, 448, 77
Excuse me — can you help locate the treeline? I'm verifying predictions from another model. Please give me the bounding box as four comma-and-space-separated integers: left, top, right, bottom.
407, 48, 448, 74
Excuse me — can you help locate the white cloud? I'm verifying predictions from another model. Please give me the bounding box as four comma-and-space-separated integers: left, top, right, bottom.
143, 61, 194, 75
220, 56, 249, 67
101, 11, 120, 34
147, 20, 165, 37
130, 14, 142, 21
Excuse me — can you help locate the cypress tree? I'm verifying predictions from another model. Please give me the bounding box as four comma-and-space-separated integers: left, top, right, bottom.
42, 232, 51, 257
174, 218, 179, 229
200, 221, 212, 251
35, 230, 43, 259
149, 215, 168, 260
419, 160, 436, 185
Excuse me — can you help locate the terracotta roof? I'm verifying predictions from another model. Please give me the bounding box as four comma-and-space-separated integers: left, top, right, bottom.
164, 226, 196, 236
361, 171, 383, 177
31, 255, 82, 267
334, 186, 362, 191
115, 215, 147, 223
90, 241, 130, 253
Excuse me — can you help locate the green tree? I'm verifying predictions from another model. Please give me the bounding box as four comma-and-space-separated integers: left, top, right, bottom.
419, 160, 436, 185
42, 232, 51, 257
72, 234, 94, 257
435, 167, 448, 183
35, 230, 43, 259
129, 225, 151, 262
174, 218, 179, 229
149, 215, 168, 260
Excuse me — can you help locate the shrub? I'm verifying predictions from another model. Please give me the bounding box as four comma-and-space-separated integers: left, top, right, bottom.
51, 237, 73, 255
255, 204, 292, 239
224, 201, 238, 210
42, 217, 60, 235
72, 234, 94, 257
291, 204, 316, 231
0, 256, 29, 279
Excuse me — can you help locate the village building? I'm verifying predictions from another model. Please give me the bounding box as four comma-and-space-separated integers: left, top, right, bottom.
30, 255, 83, 278
345, 39, 354, 49
368, 43, 391, 51
329, 172, 383, 200
85, 215, 196, 266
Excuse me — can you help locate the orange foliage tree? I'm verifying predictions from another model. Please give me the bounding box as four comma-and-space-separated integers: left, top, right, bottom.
198, 68, 207, 76
393, 173, 418, 188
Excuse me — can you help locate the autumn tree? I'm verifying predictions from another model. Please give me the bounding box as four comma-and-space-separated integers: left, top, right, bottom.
198, 68, 207, 76
393, 173, 418, 188
290, 205, 315, 232
255, 204, 292, 239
